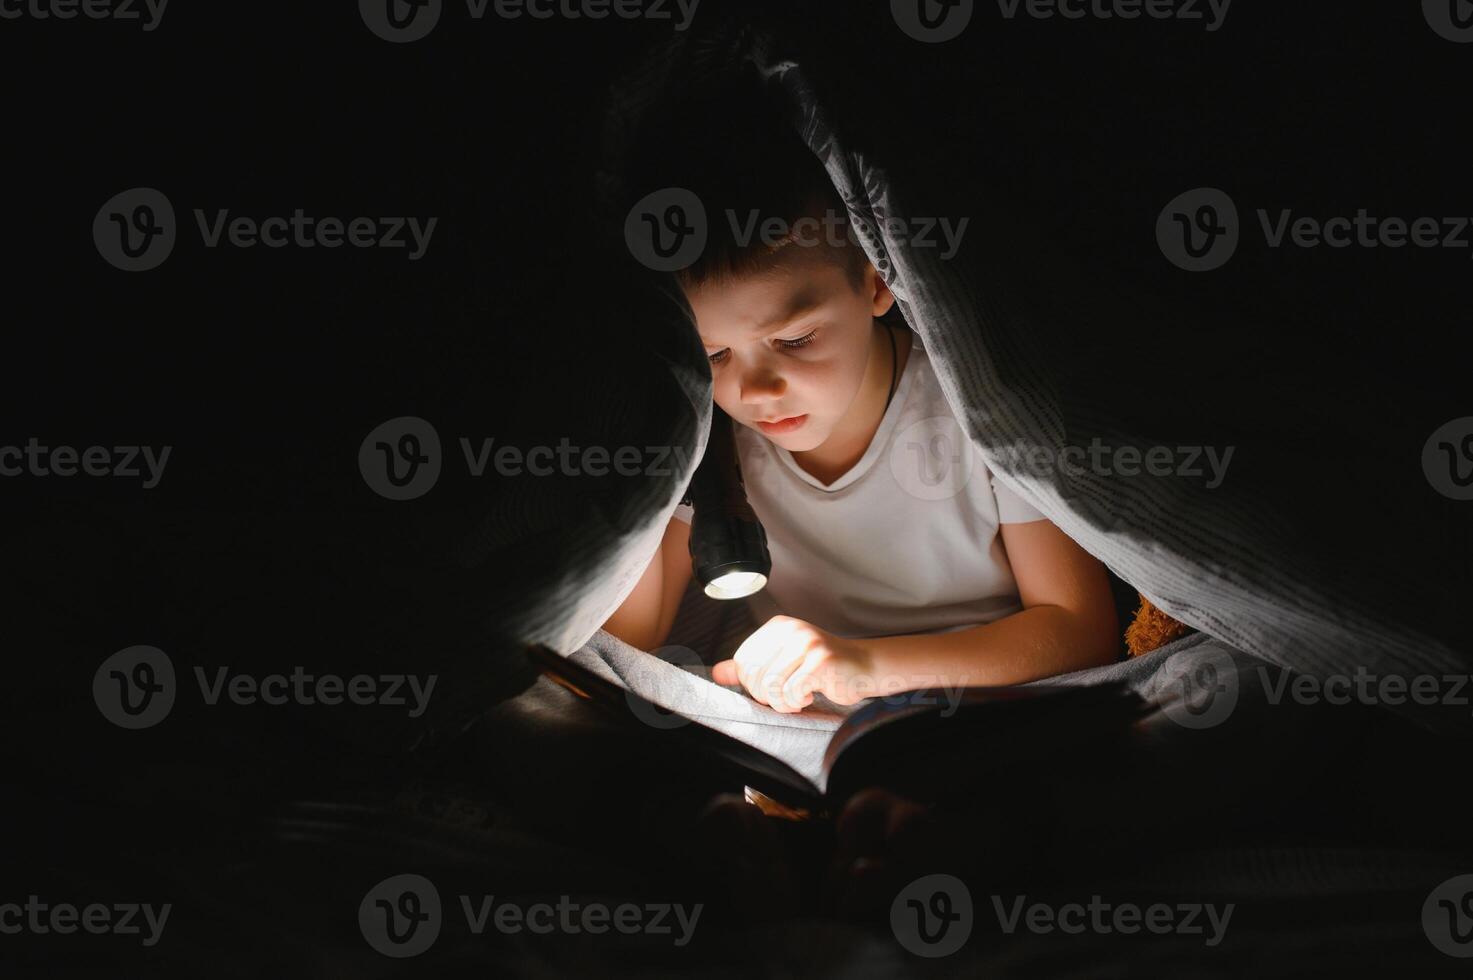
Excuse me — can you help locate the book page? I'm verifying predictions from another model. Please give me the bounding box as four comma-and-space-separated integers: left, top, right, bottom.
572, 630, 845, 789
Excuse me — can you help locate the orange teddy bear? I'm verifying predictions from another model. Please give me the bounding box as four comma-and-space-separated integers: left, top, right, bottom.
1125, 596, 1194, 656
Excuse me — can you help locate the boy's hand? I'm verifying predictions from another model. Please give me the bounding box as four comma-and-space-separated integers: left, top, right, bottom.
712, 615, 873, 713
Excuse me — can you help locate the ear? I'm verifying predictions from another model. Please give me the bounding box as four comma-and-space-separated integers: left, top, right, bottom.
866, 261, 896, 318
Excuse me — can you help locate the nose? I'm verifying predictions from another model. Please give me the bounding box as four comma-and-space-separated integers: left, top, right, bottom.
737, 357, 786, 405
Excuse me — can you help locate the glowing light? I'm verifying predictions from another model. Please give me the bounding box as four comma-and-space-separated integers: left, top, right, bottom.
703, 570, 767, 600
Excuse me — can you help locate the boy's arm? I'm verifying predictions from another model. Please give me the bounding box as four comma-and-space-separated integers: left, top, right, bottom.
599, 516, 693, 651
862, 517, 1120, 691
714, 518, 1122, 710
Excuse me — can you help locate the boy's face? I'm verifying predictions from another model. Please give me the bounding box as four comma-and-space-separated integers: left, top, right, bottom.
685, 248, 896, 453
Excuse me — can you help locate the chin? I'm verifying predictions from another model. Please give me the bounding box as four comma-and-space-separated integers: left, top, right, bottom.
774, 426, 827, 452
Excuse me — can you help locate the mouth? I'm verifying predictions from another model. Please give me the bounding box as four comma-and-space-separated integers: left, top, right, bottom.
755, 414, 808, 435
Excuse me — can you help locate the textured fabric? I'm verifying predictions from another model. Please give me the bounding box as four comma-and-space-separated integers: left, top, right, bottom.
582, 19, 1469, 732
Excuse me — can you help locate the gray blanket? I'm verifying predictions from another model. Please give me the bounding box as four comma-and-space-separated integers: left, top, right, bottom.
562, 20, 1469, 738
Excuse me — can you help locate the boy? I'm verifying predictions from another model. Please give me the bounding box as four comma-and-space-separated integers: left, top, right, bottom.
603, 83, 1119, 712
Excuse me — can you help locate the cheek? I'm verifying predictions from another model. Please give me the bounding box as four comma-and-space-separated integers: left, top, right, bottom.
709, 345, 857, 417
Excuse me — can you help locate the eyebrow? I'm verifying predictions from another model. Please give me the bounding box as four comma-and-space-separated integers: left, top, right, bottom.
698, 293, 824, 348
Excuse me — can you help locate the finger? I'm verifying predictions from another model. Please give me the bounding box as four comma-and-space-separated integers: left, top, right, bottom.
780, 648, 830, 710
730, 618, 802, 703
729, 620, 782, 693
711, 659, 740, 686
756, 642, 817, 712
765, 628, 828, 711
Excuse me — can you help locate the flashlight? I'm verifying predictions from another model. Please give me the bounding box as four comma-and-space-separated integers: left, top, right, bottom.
683, 405, 771, 599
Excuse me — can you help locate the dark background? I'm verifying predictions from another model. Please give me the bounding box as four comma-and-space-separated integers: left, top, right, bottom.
2, 1, 1470, 975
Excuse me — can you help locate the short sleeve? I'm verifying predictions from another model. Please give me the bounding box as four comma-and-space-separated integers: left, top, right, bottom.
672, 502, 694, 525
989, 469, 1047, 524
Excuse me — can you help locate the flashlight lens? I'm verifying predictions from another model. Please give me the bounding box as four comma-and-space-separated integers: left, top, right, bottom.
704, 571, 767, 600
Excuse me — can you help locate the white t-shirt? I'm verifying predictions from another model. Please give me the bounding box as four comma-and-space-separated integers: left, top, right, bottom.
674, 330, 1047, 639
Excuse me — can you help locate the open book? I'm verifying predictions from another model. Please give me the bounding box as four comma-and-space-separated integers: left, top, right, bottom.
528, 644, 1151, 814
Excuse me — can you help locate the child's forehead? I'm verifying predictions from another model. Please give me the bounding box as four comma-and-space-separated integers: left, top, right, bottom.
694, 291, 825, 344
689, 265, 845, 341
